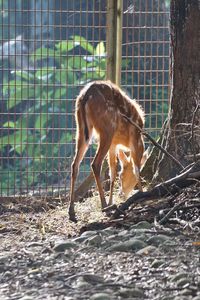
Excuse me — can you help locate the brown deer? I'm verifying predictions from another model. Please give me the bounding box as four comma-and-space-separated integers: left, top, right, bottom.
69, 80, 146, 222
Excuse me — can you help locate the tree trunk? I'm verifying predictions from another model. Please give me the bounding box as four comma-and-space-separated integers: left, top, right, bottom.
152, 0, 200, 182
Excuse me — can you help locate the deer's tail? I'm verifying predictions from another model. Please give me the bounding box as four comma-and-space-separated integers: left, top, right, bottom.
82, 104, 89, 142
76, 93, 90, 142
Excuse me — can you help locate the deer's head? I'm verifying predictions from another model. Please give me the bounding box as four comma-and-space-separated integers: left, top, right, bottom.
118, 149, 147, 197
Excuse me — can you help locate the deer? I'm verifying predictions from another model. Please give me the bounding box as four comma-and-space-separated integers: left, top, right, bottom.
69, 80, 147, 222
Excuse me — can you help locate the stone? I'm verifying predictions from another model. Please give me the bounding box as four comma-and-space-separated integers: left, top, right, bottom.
137, 245, 159, 255
107, 238, 147, 252
118, 287, 144, 298
147, 234, 171, 247
151, 259, 165, 268
90, 293, 111, 300
85, 234, 102, 247
130, 221, 153, 230
81, 230, 98, 237
170, 273, 189, 282
53, 241, 78, 252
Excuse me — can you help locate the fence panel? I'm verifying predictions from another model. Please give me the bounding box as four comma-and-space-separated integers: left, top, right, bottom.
0, 0, 170, 197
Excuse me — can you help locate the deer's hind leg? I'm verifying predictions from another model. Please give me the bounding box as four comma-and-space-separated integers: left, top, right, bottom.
69, 119, 92, 222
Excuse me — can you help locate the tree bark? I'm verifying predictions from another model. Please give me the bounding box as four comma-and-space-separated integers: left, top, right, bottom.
152, 0, 200, 182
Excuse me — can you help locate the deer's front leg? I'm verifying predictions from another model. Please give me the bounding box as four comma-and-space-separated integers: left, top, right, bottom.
108, 147, 117, 206
91, 134, 113, 210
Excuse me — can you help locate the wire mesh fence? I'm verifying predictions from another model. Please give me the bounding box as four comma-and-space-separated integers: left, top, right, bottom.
0, 0, 170, 197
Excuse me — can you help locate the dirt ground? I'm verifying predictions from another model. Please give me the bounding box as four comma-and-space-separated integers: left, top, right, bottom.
0, 192, 200, 300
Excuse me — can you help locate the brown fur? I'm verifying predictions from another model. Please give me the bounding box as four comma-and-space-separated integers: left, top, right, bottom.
69, 80, 146, 222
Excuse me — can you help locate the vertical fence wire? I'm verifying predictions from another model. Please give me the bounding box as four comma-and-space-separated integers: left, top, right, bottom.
0, 0, 170, 198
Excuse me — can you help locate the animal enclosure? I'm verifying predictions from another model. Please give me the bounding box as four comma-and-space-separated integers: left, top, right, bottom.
0, 0, 170, 197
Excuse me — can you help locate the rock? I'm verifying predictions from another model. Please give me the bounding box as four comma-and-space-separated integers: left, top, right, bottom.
85, 234, 102, 247
174, 297, 192, 300
170, 273, 189, 282
117, 230, 129, 237
180, 288, 194, 296
20, 297, 36, 300
72, 236, 88, 243
151, 259, 165, 268
3, 270, 12, 277
170, 273, 191, 288
137, 245, 159, 255
130, 221, 153, 230
118, 287, 144, 298
81, 230, 98, 238
147, 234, 171, 247
106, 234, 124, 242
176, 277, 191, 288
132, 231, 148, 241
53, 241, 78, 252
75, 278, 90, 288
0, 255, 9, 264
27, 242, 43, 248
90, 293, 111, 300
100, 228, 118, 237
107, 238, 147, 252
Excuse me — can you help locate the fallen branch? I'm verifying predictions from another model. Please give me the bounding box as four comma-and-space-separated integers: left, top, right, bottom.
159, 199, 187, 225
111, 161, 200, 220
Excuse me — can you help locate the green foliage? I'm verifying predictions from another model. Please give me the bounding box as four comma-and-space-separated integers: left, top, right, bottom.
1, 36, 106, 194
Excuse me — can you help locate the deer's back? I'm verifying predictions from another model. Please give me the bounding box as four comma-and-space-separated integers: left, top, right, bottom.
76, 81, 144, 143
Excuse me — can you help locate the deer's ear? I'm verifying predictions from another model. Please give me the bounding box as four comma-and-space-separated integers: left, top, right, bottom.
118, 150, 128, 165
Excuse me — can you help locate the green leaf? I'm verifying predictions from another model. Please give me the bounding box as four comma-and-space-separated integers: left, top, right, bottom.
95, 41, 106, 56
54, 88, 67, 100
59, 132, 73, 146
2, 121, 16, 128
99, 58, 106, 70
35, 113, 48, 131
3, 80, 25, 96
55, 41, 75, 53
66, 70, 75, 84
31, 48, 56, 61
67, 57, 88, 69
55, 69, 67, 84
0, 130, 27, 153
35, 68, 54, 82
7, 87, 35, 110
12, 70, 34, 81
55, 69, 75, 85
72, 35, 94, 54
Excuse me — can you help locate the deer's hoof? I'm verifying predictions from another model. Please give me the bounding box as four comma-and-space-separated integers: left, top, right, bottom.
68, 209, 78, 223
69, 214, 78, 223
